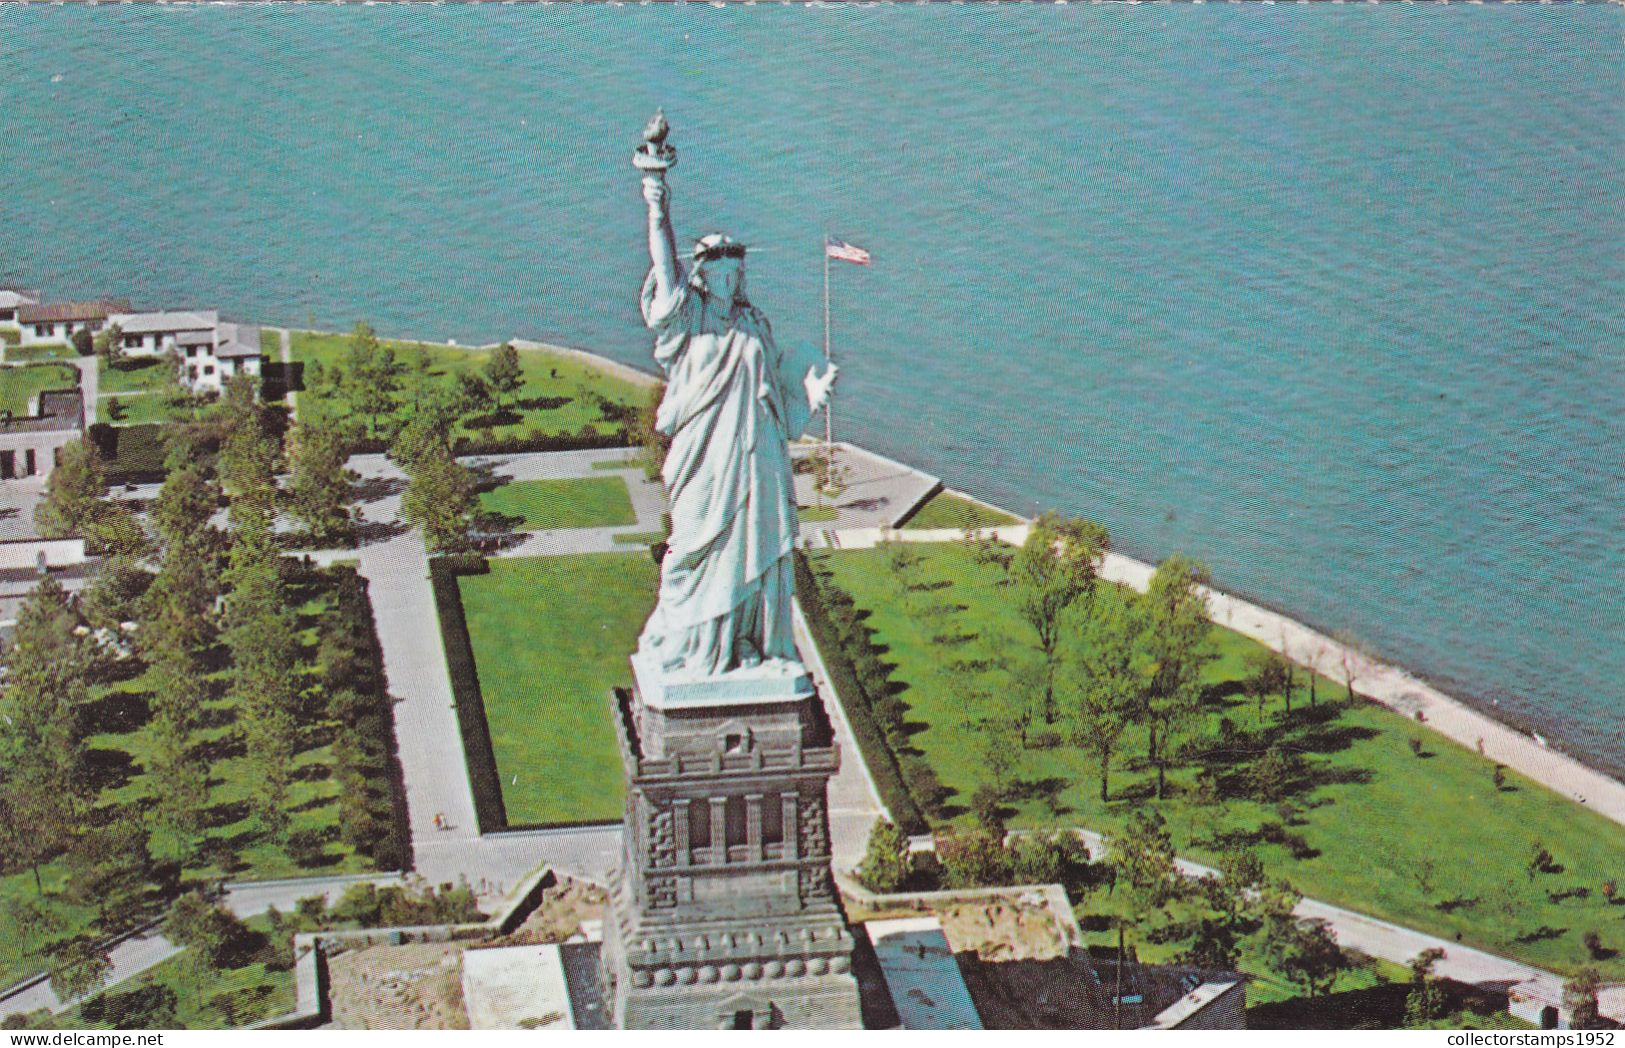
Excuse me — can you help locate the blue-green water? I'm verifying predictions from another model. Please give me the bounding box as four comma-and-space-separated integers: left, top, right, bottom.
2, 5, 1621, 771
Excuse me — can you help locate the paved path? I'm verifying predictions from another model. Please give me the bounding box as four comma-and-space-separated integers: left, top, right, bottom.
790, 441, 941, 536
273, 327, 294, 415
832, 524, 1625, 833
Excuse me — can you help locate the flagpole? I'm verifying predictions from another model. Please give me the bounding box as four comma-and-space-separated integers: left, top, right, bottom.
822, 234, 833, 502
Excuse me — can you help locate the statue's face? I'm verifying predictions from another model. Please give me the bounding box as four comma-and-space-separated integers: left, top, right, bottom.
700, 257, 745, 303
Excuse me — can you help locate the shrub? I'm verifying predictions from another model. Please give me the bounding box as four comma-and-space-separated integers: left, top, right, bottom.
937, 827, 1009, 889
1408, 736, 1423, 757
857, 820, 912, 894
899, 753, 948, 819
971, 784, 1005, 835
1584, 931, 1605, 959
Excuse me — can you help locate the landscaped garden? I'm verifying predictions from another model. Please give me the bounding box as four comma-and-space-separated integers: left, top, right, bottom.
4, 343, 76, 362
0, 363, 78, 416
452, 553, 658, 826
288, 330, 647, 450
900, 490, 1022, 531
477, 476, 636, 531
0, 564, 401, 991
808, 539, 1625, 979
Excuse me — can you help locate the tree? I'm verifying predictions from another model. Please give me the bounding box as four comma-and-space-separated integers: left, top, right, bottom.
1265, 916, 1347, 998
857, 820, 912, 894
165, 890, 249, 972
1068, 586, 1146, 802
1010, 512, 1106, 724
45, 935, 111, 1004
1107, 809, 1179, 913
455, 370, 493, 420
1140, 555, 1213, 799
216, 375, 279, 534
285, 421, 356, 543
70, 325, 93, 357
0, 576, 93, 888
1182, 916, 1241, 970
80, 558, 153, 634
151, 464, 220, 551
937, 826, 1009, 889
93, 322, 124, 368
67, 815, 152, 932
1247, 745, 1296, 803
1244, 650, 1291, 723
404, 344, 435, 413
979, 716, 1021, 794
222, 528, 299, 840
1334, 632, 1370, 707
400, 448, 477, 554
344, 323, 402, 438
1405, 946, 1448, 1026
33, 440, 141, 556
1562, 967, 1601, 1029
484, 341, 523, 413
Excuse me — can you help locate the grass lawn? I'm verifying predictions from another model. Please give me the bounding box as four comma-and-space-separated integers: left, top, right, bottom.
591, 457, 639, 471
457, 553, 657, 826
613, 530, 666, 546
901, 490, 1022, 530
6, 343, 75, 362
288, 332, 645, 443
0, 566, 395, 989
0, 329, 19, 347
813, 541, 1625, 979
98, 357, 174, 396
101, 392, 186, 426
478, 476, 635, 530
0, 363, 78, 416
798, 503, 839, 523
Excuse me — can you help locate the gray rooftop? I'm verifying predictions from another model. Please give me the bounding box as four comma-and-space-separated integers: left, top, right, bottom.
0, 289, 41, 310
214, 322, 261, 359
107, 310, 218, 335
0, 388, 84, 434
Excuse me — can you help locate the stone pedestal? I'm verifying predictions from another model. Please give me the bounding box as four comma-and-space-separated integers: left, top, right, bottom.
600, 656, 863, 1030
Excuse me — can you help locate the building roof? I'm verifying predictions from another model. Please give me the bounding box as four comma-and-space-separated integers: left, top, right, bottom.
175, 329, 215, 347
1145, 980, 1244, 1029
866, 917, 984, 1031
107, 310, 217, 335
214, 322, 261, 359
0, 388, 84, 434
17, 299, 130, 324
0, 289, 40, 310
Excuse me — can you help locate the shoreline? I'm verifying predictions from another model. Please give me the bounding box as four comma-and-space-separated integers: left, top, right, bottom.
276, 325, 1625, 829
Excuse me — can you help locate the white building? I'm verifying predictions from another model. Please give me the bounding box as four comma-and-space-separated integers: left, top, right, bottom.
16, 299, 130, 347
106, 310, 263, 394
0, 289, 41, 330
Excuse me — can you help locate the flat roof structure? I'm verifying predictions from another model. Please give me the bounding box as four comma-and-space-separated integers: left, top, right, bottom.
865, 917, 984, 1031
459, 941, 607, 1031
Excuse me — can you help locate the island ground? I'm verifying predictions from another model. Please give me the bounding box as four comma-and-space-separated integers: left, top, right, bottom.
808, 541, 1625, 980
287, 332, 644, 445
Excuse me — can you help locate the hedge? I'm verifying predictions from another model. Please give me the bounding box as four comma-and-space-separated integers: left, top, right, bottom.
426, 553, 508, 834
89, 422, 169, 486
794, 551, 930, 836
346, 426, 635, 459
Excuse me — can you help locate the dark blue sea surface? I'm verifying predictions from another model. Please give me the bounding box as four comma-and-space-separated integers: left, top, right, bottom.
1, 5, 1620, 770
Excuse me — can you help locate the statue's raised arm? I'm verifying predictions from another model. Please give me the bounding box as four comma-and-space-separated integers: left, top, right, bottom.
635, 109, 681, 316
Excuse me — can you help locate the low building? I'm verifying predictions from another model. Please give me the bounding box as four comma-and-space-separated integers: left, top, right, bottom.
0, 388, 86, 481
16, 299, 130, 347
107, 309, 218, 355
107, 310, 263, 394
0, 289, 41, 330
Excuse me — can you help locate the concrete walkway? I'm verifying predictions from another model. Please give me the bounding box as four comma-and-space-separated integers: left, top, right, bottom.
830, 524, 1625, 833
70, 355, 97, 426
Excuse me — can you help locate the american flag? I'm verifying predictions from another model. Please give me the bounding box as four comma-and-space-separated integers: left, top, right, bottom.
825, 239, 871, 266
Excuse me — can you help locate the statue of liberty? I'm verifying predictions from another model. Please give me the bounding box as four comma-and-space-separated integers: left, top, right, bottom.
632, 113, 837, 679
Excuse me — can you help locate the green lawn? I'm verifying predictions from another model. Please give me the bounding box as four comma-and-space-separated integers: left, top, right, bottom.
0, 328, 19, 347
0, 566, 394, 988
100, 392, 186, 426
798, 503, 839, 523
814, 542, 1625, 979
289, 332, 645, 443
478, 476, 636, 530
457, 553, 658, 825
0, 363, 78, 416
5, 342, 75, 361
98, 357, 173, 396
901, 490, 1022, 530
591, 457, 639, 471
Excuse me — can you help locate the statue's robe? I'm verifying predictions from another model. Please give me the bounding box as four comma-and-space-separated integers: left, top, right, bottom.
637, 268, 819, 677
